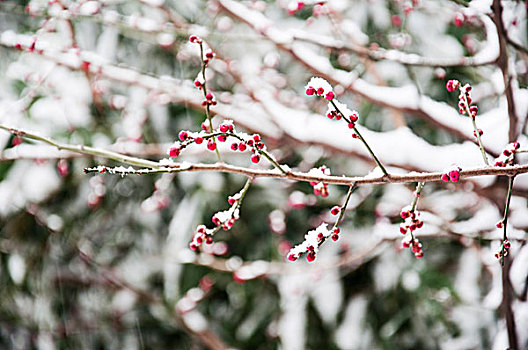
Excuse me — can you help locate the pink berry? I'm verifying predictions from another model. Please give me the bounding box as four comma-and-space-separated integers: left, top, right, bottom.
201, 122, 210, 132
392, 15, 402, 27
218, 135, 227, 142
441, 173, 449, 182
206, 93, 213, 100
325, 91, 335, 100
503, 240, 511, 249
454, 13, 464, 27
12, 136, 22, 147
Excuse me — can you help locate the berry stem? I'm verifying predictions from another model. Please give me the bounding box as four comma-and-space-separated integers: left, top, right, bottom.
199, 42, 222, 163
329, 100, 389, 176
331, 184, 357, 231
408, 182, 424, 242
462, 93, 489, 166
410, 182, 424, 212
500, 176, 514, 267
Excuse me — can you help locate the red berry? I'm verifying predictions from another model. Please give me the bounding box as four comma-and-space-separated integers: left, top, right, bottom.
441, 173, 449, 182
306, 251, 316, 262
195, 137, 203, 144
325, 91, 335, 100
330, 206, 341, 215
218, 135, 227, 142
316, 87, 324, 95
503, 240, 511, 249
169, 147, 180, 157
207, 139, 217, 151
287, 253, 297, 261
333, 227, 340, 234
238, 143, 247, 151
331, 234, 339, 241
251, 154, 260, 163
446, 80, 460, 92
178, 131, 188, 141
206, 93, 213, 100
219, 124, 229, 133
253, 134, 261, 142
513, 142, 520, 150
306, 86, 315, 95
231, 143, 238, 151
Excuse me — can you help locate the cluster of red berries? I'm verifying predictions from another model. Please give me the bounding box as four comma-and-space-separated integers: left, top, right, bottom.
286, 223, 337, 262
168, 121, 266, 164
495, 142, 520, 167
449, 81, 478, 117
201, 92, 217, 106
494, 240, 511, 260
399, 207, 424, 235
306, 86, 335, 101
190, 225, 214, 251
309, 165, 331, 197
441, 166, 461, 183
402, 238, 424, 259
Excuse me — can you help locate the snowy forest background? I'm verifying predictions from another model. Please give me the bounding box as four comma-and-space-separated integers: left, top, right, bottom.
1, 0, 528, 349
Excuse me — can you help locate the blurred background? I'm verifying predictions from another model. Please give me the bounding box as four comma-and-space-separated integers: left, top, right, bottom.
0, 0, 527, 349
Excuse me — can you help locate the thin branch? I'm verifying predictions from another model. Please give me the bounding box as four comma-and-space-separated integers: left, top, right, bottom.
3, 124, 528, 187
330, 100, 389, 176
491, 0, 519, 142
